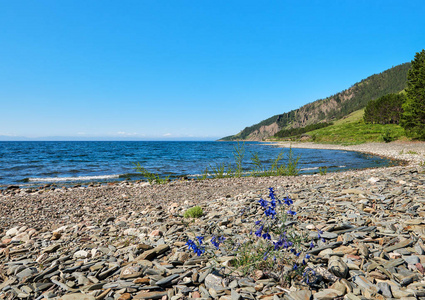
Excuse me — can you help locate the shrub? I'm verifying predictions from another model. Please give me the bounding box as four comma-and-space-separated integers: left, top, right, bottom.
381, 128, 395, 143
184, 206, 203, 218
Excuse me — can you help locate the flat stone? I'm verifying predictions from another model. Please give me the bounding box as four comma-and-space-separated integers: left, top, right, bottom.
313, 288, 344, 300
59, 293, 96, 300
341, 189, 365, 195
344, 293, 362, 300
120, 265, 143, 279
377, 282, 392, 298
391, 288, 415, 298
135, 244, 170, 261
308, 242, 343, 255
287, 289, 312, 300
328, 256, 349, 278
352, 275, 376, 292
320, 232, 338, 239
231, 289, 242, 300
403, 255, 420, 265
16, 268, 36, 279
133, 291, 168, 299
5, 227, 19, 237
43, 244, 60, 253
155, 274, 180, 286
117, 293, 132, 300
73, 250, 89, 259
382, 258, 405, 269
205, 273, 223, 290
384, 239, 414, 252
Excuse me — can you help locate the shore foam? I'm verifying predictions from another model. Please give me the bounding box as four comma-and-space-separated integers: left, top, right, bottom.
27, 174, 120, 182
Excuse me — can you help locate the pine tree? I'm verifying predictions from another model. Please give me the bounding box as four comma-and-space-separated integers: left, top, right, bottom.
401, 50, 425, 139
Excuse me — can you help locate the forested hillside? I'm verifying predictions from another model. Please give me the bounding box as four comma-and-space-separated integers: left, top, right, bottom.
222, 62, 411, 141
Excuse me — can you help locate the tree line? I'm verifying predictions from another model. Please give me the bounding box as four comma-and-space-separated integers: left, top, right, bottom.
363, 49, 425, 140
363, 93, 405, 124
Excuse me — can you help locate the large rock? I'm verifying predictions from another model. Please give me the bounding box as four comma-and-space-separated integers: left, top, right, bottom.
328, 256, 349, 278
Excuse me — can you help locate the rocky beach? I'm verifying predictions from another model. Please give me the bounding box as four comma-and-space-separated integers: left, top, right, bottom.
1, 141, 425, 300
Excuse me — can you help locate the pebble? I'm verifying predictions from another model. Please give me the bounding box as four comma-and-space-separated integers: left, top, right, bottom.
1, 145, 425, 299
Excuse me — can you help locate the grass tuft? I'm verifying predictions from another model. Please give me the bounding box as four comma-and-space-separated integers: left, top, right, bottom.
184, 206, 203, 218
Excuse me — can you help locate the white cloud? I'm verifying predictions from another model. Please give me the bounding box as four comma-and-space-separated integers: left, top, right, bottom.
0, 133, 17, 136
163, 133, 172, 137
117, 131, 139, 136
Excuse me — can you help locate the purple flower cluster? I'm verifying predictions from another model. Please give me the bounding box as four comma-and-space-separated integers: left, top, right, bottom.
211, 235, 225, 249
186, 234, 226, 256
303, 268, 317, 285
254, 188, 319, 279
186, 237, 205, 256
273, 234, 293, 250
255, 188, 296, 241
184, 187, 322, 287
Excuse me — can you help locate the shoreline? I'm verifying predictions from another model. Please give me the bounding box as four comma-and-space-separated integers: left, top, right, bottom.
2, 140, 422, 190
269, 140, 425, 167
1, 141, 425, 299
1, 142, 424, 230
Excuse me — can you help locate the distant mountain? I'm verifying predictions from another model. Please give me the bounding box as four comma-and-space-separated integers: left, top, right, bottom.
221, 62, 411, 141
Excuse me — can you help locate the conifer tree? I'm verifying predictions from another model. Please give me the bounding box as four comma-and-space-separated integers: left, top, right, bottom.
401, 50, 425, 139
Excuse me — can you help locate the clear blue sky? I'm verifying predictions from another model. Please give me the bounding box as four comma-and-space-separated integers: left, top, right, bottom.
0, 1, 424, 140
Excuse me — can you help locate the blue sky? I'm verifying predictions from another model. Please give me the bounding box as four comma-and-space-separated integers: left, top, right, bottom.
0, 1, 424, 140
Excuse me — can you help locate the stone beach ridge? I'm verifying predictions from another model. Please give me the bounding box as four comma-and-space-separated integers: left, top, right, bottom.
1, 141, 425, 300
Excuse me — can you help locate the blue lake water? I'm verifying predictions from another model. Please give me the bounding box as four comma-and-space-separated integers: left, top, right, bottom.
0, 141, 396, 187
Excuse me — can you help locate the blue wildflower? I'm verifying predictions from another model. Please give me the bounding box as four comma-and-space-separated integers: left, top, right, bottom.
262, 231, 271, 240
310, 240, 315, 248
263, 251, 269, 261
255, 225, 264, 237
287, 209, 296, 216
303, 268, 316, 285
273, 237, 284, 250
306, 254, 311, 259
211, 236, 225, 249
196, 236, 204, 245
194, 246, 205, 256
255, 220, 262, 225
258, 198, 268, 208
317, 230, 325, 242
293, 264, 298, 270
283, 240, 293, 249
304, 273, 310, 284
264, 207, 276, 218
186, 239, 205, 256
186, 239, 196, 250
283, 196, 293, 206
269, 187, 275, 200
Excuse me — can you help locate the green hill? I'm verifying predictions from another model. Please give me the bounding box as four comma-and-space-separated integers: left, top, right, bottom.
221, 62, 411, 141
285, 109, 406, 145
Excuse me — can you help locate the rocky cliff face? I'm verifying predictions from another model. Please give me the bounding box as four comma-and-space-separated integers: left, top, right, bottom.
244, 123, 280, 141
246, 89, 356, 140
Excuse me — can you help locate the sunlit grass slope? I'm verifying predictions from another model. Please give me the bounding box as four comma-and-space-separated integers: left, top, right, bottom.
306, 109, 407, 145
